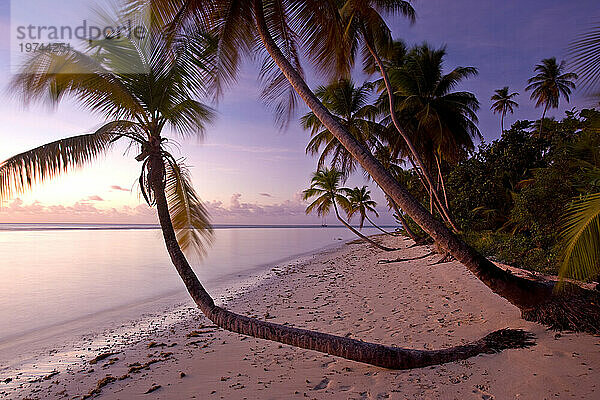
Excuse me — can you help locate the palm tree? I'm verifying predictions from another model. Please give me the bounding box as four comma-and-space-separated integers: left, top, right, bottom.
491, 87, 519, 134
302, 79, 382, 175
382, 44, 481, 219
303, 169, 397, 251
526, 57, 577, 135
0, 19, 532, 370
301, 80, 420, 242
127, 0, 600, 333
347, 186, 396, 236
338, 0, 458, 231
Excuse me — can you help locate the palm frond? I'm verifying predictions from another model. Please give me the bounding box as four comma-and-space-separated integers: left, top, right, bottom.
569, 24, 600, 98
165, 160, 214, 256
0, 129, 118, 200
559, 193, 600, 282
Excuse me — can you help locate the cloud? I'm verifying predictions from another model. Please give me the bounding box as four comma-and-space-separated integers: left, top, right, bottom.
258, 193, 272, 198
86, 195, 104, 201
0, 198, 155, 223
110, 185, 130, 192
204, 192, 309, 223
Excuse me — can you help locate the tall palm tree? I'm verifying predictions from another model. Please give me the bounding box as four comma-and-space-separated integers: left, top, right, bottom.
302, 79, 382, 175
347, 185, 396, 236
491, 87, 519, 134
382, 44, 481, 219
0, 19, 531, 370
303, 169, 397, 251
338, 0, 458, 231
526, 57, 577, 135
127, 0, 600, 333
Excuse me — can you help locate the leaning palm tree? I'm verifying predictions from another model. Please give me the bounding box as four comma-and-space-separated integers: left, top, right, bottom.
126, 0, 600, 334
1, 19, 534, 369
491, 87, 519, 134
372, 145, 423, 242
347, 185, 396, 236
526, 57, 577, 135
303, 169, 397, 251
338, 0, 458, 231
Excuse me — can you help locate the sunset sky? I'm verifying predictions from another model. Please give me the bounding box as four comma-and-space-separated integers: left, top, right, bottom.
0, 0, 598, 225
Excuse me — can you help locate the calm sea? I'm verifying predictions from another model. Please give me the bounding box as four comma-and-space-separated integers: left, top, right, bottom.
0, 224, 383, 342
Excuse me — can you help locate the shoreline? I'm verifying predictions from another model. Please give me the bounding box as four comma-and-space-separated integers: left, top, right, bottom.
0, 236, 354, 396
3, 235, 600, 399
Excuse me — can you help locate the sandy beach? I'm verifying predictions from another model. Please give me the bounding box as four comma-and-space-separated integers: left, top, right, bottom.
6, 235, 600, 399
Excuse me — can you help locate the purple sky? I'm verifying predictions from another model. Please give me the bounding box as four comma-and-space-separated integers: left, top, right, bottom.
0, 0, 598, 225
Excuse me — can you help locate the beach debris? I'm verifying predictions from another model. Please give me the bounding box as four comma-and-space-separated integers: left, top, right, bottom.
43, 371, 59, 380
2, 378, 12, 384
179, 372, 186, 378
312, 378, 330, 390
89, 352, 119, 365
187, 329, 215, 337
147, 342, 168, 348
144, 384, 161, 394
102, 357, 119, 367
82, 375, 117, 399
127, 355, 170, 374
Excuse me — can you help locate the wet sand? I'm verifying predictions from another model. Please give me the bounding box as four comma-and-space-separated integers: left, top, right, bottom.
5, 235, 600, 399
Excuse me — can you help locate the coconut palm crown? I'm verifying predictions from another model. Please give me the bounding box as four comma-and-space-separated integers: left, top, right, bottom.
1, 18, 215, 255
525, 57, 577, 127
301, 79, 384, 175
490, 86, 519, 133
347, 186, 379, 229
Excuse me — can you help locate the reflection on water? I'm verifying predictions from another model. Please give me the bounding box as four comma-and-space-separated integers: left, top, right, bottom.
0, 226, 380, 341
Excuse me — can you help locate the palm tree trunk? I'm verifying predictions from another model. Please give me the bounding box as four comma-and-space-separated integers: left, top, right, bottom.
148, 154, 531, 368
360, 33, 459, 233
252, 0, 554, 310
332, 201, 398, 251
539, 104, 549, 136
435, 154, 450, 211
388, 197, 422, 242
501, 112, 505, 134
365, 213, 397, 237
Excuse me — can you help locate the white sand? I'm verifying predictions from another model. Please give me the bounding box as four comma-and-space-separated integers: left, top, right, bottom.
8, 235, 600, 399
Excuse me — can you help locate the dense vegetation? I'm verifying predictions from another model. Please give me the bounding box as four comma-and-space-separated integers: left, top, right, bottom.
401, 109, 600, 276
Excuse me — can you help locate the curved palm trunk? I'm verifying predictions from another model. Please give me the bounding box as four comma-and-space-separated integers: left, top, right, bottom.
252, 0, 555, 311
333, 201, 398, 251
361, 35, 459, 233
365, 214, 397, 237
148, 154, 532, 368
388, 197, 422, 243
435, 154, 450, 210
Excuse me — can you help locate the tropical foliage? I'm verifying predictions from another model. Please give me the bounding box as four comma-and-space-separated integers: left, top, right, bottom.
1, 16, 215, 255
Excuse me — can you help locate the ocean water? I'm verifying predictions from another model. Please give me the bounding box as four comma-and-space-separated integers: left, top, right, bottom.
0, 224, 383, 342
